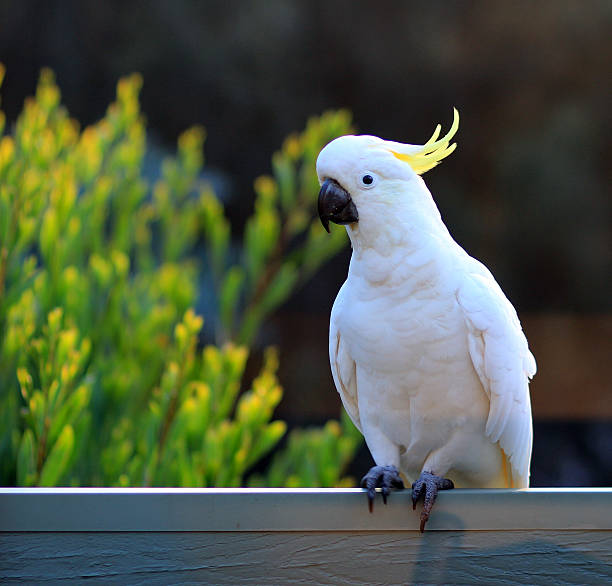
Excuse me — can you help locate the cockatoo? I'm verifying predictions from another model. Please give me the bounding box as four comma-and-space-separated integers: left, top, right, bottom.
316, 109, 536, 531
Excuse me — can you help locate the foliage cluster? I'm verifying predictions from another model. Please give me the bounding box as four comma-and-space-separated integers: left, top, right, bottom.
0, 66, 361, 487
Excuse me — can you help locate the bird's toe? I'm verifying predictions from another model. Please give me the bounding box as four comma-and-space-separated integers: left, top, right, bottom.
411, 470, 454, 532
360, 465, 404, 512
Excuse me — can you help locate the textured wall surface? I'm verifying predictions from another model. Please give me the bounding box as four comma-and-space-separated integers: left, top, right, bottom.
2, 530, 612, 585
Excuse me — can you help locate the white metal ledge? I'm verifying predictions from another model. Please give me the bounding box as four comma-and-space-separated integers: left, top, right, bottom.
1, 487, 611, 532
1, 488, 612, 584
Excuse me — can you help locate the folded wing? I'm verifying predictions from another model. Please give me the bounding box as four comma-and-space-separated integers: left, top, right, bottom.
329, 284, 362, 433
457, 270, 536, 487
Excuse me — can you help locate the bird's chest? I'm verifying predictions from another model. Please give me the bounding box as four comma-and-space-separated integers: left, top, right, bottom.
337, 279, 466, 379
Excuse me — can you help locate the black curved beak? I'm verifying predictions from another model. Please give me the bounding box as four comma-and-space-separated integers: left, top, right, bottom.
317, 178, 359, 233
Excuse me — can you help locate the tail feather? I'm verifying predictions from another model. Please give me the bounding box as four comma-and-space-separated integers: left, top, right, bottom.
501, 446, 529, 488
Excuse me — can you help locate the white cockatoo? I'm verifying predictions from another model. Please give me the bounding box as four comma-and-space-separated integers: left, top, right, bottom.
316, 109, 536, 531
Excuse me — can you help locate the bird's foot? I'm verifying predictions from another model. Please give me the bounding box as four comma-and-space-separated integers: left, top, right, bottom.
411, 470, 454, 533
361, 465, 405, 513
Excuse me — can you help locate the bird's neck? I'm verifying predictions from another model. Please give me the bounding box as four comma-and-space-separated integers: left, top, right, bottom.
345, 182, 456, 288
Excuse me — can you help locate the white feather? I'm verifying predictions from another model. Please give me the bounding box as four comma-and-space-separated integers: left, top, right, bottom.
456, 269, 535, 486
329, 283, 362, 433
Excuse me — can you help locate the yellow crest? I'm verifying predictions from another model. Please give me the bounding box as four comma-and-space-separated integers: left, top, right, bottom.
389, 108, 459, 175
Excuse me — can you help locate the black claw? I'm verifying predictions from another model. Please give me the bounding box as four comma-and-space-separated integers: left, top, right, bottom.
419, 514, 426, 533
360, 465, 404, 512
411, 470, 454, 532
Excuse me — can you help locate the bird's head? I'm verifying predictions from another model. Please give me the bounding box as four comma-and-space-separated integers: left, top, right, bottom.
316, 109, 459, 235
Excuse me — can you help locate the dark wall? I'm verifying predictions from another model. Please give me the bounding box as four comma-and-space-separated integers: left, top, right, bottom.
2, 0, 610, 313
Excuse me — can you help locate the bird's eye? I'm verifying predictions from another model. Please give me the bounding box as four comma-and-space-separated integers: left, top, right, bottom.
362, 174, 374, 185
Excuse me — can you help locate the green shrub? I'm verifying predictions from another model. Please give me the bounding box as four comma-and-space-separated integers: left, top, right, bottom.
250, 411, 363, 488
0, 65, 361, 487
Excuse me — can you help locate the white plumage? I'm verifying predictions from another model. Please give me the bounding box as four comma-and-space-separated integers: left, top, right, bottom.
317, 113, 535, 492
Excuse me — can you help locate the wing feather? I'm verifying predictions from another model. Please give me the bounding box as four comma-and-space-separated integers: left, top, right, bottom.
329, 285, 362, 432
457, 270, 535, 487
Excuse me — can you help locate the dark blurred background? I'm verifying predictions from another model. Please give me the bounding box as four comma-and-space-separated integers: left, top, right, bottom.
1, 0, 610, 485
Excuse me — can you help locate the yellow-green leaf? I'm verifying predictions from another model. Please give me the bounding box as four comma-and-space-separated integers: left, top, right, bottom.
39, 425, 74, 486
17, 429, 37, 487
